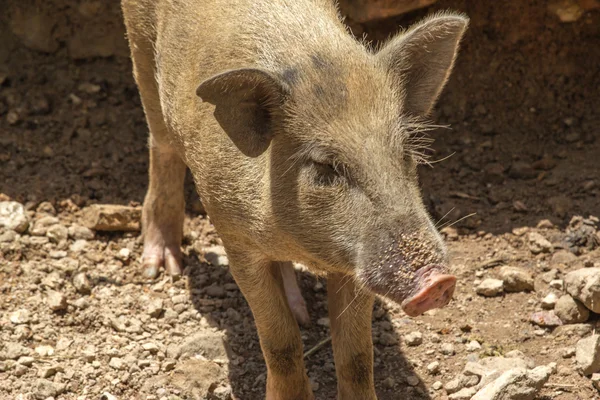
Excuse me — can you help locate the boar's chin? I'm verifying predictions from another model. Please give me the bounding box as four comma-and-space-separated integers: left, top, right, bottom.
358, 264, 456, 317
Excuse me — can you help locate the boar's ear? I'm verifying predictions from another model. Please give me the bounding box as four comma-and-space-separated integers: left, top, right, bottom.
196, 68, 289, 157
377, 13, 468, 117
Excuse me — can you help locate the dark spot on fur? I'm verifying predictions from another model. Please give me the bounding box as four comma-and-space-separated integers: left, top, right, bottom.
341, 353, 372, 386
311, 53, 331, 70
265, 342, 301, 376
313, 84, 326, 98
282, 67, 300, 86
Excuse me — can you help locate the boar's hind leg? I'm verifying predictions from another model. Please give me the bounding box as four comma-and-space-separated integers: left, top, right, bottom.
328, 274, 376, 400
280, 262, 310, 326
127, 32, 186, 279
226, 251, 313, 400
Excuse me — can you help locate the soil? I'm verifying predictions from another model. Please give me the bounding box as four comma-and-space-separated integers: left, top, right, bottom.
1, 0, 599, 399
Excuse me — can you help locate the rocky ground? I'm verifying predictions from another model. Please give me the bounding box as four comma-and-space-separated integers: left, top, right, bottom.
1, 0, 600, 399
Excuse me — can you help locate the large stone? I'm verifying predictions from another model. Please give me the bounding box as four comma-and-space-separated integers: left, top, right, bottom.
498, 267, 534, 292
564, 268, 600, 313
339, 0, 437, 23
82, 204, 141, 231
555, 295, 589, 324
472, 365, 552, 400
528, 232, 552, 254
0, 201, 30, 233
170, 332, 231, 360
476, 279, 504, 297
576, 334, 600, 375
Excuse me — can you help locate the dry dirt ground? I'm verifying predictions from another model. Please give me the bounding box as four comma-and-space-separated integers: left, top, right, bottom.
1, 0, 600, 399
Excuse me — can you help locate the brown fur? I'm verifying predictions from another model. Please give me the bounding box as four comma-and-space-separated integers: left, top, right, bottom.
121, 0, 467, 398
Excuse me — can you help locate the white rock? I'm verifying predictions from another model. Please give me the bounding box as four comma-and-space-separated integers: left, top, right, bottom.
9, 309, 31, 324
147, 298, 164, 317
17, 356, 35, 366
441, 343, 455, 355
0, 201, 30, 233
472, 365, 552, 400
576, 334, 600, 375
70, 239, 88, 253
203, 245, 229, 266
72, 272, 92, 294
117, 247, 130, 260
109, 357, 125, 370
142, 342, 160, 353
541, 293, 558, 309
565, 268, 600, 313
427, 361, 440, 375
549, 279, 564, 290
476, 279, 504, 297
404, 331, 423, 346
35, 345, 54, 357
466, 340, 482, 352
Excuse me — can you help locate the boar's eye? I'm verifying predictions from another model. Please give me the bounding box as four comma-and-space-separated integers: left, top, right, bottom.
311, 160, 346, 186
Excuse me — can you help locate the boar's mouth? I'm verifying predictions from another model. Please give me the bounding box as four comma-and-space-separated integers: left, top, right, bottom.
358, 263, 456, 317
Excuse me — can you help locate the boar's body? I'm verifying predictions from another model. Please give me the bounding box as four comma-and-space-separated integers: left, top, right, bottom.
122, 0, 467, 398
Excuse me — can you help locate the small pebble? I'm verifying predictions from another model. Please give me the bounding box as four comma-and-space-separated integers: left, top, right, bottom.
427, 361, 440, 374
404, 331, 423, 346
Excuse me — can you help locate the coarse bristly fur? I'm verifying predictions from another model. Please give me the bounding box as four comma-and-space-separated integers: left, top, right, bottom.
121, 0, 468, 398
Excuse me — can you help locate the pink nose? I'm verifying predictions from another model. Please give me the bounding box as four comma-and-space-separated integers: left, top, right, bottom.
401, 274, 456, 317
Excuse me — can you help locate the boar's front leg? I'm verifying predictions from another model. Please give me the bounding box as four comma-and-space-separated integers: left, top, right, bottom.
328, 273, 377, 400
226, 250, 313, 400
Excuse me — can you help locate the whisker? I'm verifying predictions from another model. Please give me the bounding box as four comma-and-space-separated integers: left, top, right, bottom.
434, 207, 455, 229
438, 212, 477, 231
337, 291, 361, 319
336, 274, 355, 294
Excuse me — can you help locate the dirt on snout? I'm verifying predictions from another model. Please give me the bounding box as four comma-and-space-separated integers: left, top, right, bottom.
1, 0, 599, 399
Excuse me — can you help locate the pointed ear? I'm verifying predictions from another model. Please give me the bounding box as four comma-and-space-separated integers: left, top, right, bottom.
197, 68, 289, 157
377, 13, 468, 117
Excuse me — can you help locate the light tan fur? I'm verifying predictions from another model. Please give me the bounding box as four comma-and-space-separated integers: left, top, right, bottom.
121, 0, 467, 398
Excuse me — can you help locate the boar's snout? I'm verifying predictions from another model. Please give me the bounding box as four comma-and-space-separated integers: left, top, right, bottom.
400, 265, 455, 317
357, 228, 455, 316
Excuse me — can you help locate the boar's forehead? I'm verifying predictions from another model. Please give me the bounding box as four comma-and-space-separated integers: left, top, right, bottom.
286, 53, 397, 114
284, 53, 406, 153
